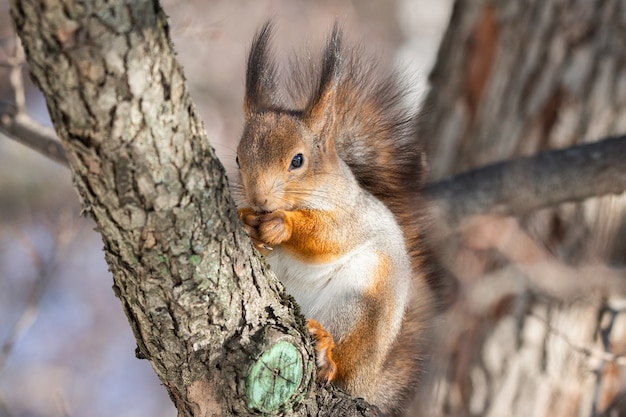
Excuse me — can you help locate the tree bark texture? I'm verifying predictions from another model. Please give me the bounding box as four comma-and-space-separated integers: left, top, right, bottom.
9, 1, 380, 416
421, 0, 626, 416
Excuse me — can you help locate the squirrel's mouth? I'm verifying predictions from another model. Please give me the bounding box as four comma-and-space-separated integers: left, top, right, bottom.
250, 201, 276, 214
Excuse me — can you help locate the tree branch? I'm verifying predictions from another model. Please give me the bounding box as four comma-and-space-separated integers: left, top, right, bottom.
0, 107, 68, 165
0, 33, 67, 165
424, 135, 626, 225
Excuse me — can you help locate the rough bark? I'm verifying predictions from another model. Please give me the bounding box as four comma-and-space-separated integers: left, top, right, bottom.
9, 1, 379, 416
421, 0, 626, 416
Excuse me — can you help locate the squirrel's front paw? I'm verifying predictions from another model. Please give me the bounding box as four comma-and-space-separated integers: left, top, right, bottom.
307, 319, 338, 384
257, 210, 291, 246
239, 208, 269, 253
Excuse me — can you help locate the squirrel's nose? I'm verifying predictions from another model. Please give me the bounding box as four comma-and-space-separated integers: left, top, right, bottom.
247, 176, 278, 212
251, 192, 271, 212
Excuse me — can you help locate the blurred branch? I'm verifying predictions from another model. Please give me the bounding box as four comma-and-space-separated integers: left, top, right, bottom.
0, 35, 67, 166
0, 213, 79, 373
461, 215, 626, 299
591, 302, 626, 416
0, 391, 15, 417
425, 135, 626, 225
0, 109, 67, 166
0, 231, 48, 372
6, 35, 25, 113
529, 307, 626, 368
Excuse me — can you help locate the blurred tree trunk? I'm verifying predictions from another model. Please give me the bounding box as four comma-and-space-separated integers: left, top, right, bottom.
9, 0, 379, 416
420, 0, 626, 416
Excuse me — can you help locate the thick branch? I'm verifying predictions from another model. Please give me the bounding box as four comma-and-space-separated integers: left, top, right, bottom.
424, 135, 626, 225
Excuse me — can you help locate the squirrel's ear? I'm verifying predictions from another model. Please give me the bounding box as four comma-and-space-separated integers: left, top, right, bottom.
304, 24, 342, 142
245, 22, 279, 117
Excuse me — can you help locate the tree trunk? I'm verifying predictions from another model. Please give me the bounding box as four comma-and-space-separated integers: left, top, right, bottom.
421, 0, 626, 416
9, 1, 379, 415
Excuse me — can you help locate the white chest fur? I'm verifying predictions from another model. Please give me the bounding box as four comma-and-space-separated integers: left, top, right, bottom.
267, 243, 378, 338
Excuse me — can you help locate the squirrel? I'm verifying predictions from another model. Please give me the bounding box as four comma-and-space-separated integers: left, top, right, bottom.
235, 23, 434, 416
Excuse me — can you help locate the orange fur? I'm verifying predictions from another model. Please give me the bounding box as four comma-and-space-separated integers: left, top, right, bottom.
240, 208, 350, 264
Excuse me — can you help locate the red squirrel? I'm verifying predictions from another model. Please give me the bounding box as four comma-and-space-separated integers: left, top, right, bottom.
236, 23, 433, 416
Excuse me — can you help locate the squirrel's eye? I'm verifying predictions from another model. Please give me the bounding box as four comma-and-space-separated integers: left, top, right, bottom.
290, 153, 304, 170
236, 156, 240, 169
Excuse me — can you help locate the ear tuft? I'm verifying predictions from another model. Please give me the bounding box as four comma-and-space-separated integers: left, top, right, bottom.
245, 21, 279, 117
304, 23, 343, 136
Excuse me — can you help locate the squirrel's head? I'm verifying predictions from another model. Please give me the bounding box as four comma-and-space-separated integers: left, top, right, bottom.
236, 22, 344, 213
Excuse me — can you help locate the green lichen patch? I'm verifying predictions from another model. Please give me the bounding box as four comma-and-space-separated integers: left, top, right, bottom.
189, 254, 201, 265
245, 340, 304, 413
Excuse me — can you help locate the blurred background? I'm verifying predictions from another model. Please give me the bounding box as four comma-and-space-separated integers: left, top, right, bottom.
0, 1, 453, 416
